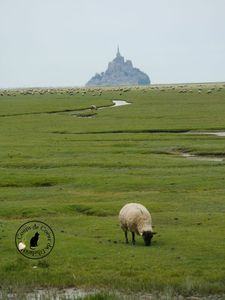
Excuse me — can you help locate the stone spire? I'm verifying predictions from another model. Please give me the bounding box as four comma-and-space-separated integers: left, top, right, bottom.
117, 45, 121, 57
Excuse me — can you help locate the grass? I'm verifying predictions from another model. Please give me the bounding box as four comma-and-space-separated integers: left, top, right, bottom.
0, 84, 225, 298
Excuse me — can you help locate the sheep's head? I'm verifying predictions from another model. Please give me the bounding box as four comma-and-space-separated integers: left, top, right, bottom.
142, 231, 156, 246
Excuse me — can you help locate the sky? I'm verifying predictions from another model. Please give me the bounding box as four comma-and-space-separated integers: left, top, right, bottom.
0, 0, 225, 88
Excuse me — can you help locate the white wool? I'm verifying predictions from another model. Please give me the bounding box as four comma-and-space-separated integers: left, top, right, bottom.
119, 203, 153, 235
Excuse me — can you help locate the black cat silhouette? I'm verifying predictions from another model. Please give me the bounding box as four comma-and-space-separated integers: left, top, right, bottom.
30, 232, 40, 248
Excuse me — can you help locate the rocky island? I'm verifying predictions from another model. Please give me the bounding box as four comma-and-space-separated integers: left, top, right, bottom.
86, 47, 150, 86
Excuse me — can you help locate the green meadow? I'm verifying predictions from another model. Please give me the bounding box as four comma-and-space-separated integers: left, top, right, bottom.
0, 84, 225, 298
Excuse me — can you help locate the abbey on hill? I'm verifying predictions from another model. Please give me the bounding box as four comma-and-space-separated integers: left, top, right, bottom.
86, 47, 150, 87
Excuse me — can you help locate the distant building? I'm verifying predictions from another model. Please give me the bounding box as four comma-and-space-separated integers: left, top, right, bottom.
86, 47, 150, 86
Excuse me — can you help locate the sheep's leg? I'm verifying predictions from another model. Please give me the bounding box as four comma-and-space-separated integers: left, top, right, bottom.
132, 232, 135, 245
124, 231, 129, 244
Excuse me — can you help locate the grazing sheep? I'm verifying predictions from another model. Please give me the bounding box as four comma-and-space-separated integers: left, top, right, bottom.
91, 104, 97, 110
119, 203, 156, 246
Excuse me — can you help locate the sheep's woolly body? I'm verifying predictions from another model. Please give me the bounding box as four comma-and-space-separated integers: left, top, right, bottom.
119, 203, 153, 235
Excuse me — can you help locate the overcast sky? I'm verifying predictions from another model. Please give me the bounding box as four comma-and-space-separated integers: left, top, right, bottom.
0, 0, 225, 88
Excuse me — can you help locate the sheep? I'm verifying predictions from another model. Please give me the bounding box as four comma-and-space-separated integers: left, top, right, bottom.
119, 203, 156, 246
91, 104, 97, 110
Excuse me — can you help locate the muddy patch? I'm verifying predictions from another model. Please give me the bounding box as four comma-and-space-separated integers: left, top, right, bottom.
112, 100, 131, 107
73, 100, 131, 118
98, 99, 131, 109
1, 288, 224, 300
171, 151, 224, 162
0, 287, 95, 300
73, 112, 97, 118
186, 131, 225, 137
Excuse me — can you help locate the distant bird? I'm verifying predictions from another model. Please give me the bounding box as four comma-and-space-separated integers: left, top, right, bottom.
30, 232, 40, 248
